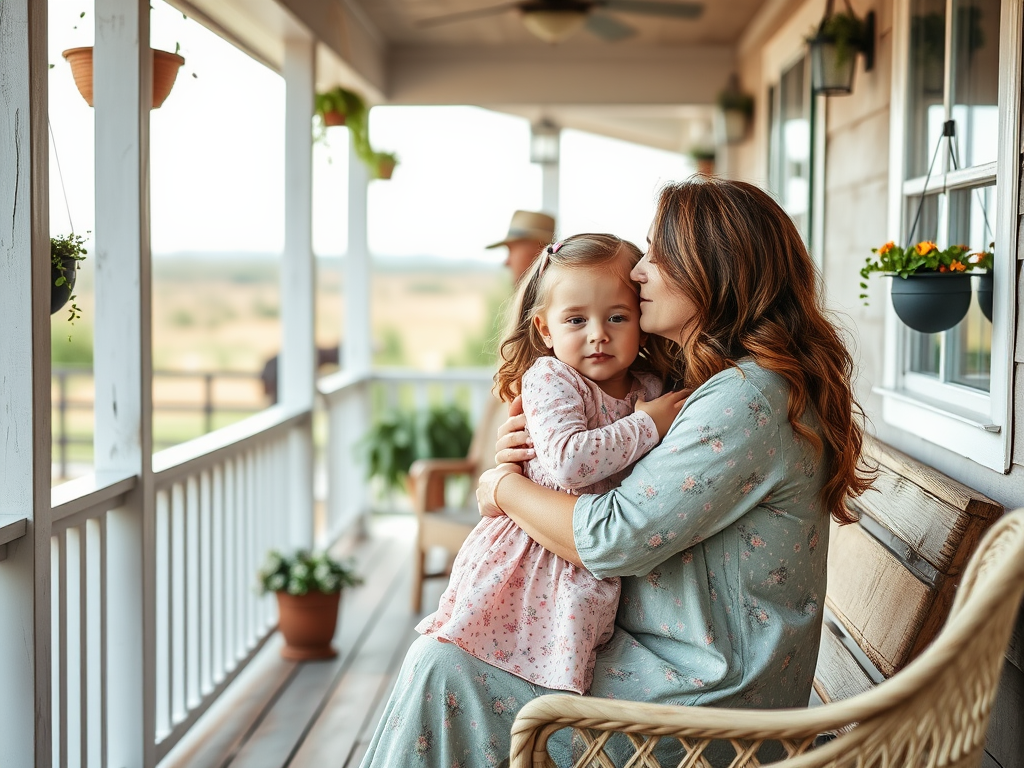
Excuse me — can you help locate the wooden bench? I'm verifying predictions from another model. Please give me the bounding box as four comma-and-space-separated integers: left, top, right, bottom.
813, 436, 1003, 705
509, 436, 1016, 767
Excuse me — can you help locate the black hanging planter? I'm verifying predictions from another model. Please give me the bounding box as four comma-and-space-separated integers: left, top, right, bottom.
889, 273, 972, 334
51, 256, 80, 315
976, 271, 993, 323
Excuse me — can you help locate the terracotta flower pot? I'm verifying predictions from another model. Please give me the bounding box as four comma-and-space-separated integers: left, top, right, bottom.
889, 272, 972, 334
275, 590, 341, 661
62, 46, 185, 109
50, 256, 79, 315
322, 110, 347, 127
695, 158, 715, 176
376, 158, 397, 180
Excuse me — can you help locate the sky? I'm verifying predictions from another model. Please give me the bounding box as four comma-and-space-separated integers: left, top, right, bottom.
47, 0, 694, 263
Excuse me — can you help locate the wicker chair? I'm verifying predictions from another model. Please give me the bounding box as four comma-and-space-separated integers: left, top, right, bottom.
509, 509, 1024, 768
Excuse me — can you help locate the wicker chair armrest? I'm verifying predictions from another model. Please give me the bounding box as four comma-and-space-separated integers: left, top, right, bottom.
509, 694, 872, 768
409, 458, 478, 513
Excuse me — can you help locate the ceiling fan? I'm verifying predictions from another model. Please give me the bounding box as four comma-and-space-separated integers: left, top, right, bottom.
418, 1, 705, 44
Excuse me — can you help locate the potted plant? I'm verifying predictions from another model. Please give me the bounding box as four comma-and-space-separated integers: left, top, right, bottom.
257, 549, 362, 660
62, 46, 185, 109
971, 246, 994, 322
359, 404, 474, 498
859, 239, 992, 333
314, 86, 367, 133
689, 147, 716, 176
373, 151, 399, 180
50, 232, 87, 321
715, 76, 754, 145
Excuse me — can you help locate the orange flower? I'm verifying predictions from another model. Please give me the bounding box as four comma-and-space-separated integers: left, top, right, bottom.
878, 241, 895, 255
949, 260, 966, 272
915, 241, 938, 256
938, 265, 948, 272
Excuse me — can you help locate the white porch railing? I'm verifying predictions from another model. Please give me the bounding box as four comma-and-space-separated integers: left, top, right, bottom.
40, 369, 492, 766
318, 368, 495, 542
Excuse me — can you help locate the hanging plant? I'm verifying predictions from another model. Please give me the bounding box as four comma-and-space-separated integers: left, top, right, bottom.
50, 233, 88, 329
314, 85, 399, 179
818, 10, 869, 67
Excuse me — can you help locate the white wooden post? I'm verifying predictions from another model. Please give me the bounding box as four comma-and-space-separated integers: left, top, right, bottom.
0, 2, 52, 765
344, 138, 373, 376
93, 0, 155, 764
542, 160, 560, 219
280, 35, 316, 550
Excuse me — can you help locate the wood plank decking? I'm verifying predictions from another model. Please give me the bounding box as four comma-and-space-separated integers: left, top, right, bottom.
159, 514, 443, 768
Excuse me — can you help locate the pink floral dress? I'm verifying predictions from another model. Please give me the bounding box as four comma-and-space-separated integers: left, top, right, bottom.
416, 356, 662, 693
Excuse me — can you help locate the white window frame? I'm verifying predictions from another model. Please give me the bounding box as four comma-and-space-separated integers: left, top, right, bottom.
879, 0, 1022, 472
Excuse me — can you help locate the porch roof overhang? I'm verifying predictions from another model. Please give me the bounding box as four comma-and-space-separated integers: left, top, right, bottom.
170, 0, 801, 152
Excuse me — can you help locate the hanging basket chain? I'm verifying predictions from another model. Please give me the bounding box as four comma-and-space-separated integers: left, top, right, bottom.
48, 117, 75, 235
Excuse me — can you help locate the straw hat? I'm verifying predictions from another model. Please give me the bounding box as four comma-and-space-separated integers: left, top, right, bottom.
485, 210, 556, 249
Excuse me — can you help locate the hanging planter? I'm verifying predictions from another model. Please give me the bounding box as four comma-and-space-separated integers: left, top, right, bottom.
50, 233, 88, 320
62, 47, 185, 109
374, 151, 398, 180
807, 0, 875, 95
889, 273, 972, 334
976, 271, 993, 322
714, 74, 754, 145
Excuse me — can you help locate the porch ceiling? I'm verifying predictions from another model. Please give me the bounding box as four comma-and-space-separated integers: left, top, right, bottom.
177, 0, 782, 151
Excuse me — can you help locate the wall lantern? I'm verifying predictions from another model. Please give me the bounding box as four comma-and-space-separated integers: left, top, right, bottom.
530, 119, 561, 164
714, 74, 754, 145
808, 0, 875, 96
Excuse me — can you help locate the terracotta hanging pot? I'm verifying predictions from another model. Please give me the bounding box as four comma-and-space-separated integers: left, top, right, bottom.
376, 157, 397, 180
322, 110, 347, 127
62, 46, 185, 109
275, 590, 341, 661
50, 256, 79, 315
976, 271, 993, 323
889, 272, 972, 334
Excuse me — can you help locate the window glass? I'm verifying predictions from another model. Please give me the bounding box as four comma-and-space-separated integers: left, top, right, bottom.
908, 0, 947, 177
950, 0, 1000, 167
770, 57, 812, 245
905, 193, 943, 376
948, 184, 995, 389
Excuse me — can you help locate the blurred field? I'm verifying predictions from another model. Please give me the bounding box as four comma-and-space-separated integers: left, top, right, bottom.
51, 254, 508, 480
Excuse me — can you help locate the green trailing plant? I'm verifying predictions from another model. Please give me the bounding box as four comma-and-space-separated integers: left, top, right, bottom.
358, 404, 474, 494
819, 11, 868, 67
313, 85, 399, 178
257, 549, 363, 595
689, 147, 716, 162
717, 86, 754, 116
51, 232, 88, 331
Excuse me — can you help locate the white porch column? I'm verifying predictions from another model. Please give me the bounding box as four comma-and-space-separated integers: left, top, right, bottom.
344, 139, 373, 376
541, 161, 560, 219
0, 2, 52, 765
93, 0, 154, 764
280, 36, 316, 549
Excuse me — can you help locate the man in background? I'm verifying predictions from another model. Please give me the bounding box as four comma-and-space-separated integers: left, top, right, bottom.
485, 209, 556, 284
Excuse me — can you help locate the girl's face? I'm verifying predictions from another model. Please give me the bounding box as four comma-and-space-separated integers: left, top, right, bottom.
630, 222, 698, 346
533, 263, 642, 399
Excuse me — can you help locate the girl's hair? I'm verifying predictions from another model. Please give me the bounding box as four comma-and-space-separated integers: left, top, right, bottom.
494, 233, 680, 403
650, 177, 870, 524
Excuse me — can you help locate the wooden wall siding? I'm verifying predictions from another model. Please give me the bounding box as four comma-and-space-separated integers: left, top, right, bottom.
813, 616, 877, 704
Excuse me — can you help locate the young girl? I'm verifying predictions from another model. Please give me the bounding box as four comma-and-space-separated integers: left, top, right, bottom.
415, 233, 686, 694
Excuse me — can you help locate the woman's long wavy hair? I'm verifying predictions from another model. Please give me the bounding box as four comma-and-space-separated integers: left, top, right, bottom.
495, 233, 681, 404
651, 178, 870, 524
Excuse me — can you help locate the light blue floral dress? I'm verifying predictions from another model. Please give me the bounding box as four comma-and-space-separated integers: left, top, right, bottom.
360, 361, 829, 768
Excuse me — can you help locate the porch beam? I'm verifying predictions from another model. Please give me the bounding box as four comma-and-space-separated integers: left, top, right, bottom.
93, 0, 155, 764
387, 44, 736, 105
0, 1, 52, 764
280, 35, 316, 549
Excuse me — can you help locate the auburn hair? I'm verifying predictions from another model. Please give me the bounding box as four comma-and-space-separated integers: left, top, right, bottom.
494, 233, 681, 403
650, 178, 871, 524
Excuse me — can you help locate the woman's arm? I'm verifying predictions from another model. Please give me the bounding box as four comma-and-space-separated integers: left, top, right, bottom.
478, 465, 582, 566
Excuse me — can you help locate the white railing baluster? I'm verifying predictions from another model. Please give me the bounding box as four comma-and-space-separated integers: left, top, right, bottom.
51, 535, 63, 768
96, 516, 108, 768
155, 491, 170, 739
186, 476, 200, 710
245, 449, 258, 645
212, 465, 225, 683
170, 483, 186, 725
200, 470, 213, 695
77, 524, 90, 767
66, 526, 81, 768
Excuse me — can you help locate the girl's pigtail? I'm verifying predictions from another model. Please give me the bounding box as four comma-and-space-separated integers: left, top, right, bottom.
494, 255, 551, 403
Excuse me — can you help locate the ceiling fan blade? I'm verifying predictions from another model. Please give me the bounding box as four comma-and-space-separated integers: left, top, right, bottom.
417, 2, 523, 28
598, 0, 704, 19
585, 12, 637, 40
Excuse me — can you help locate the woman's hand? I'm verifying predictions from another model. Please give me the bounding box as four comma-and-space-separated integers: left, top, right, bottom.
636, 389, 692, 438
476, 463, 524, 518
494, 395, 535, 465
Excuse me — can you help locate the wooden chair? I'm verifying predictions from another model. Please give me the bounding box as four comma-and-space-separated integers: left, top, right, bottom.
509, 509, 1024, 768
409, 397, 507, 612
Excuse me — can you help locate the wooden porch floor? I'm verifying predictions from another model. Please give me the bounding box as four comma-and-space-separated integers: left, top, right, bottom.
159, 514, 442, 768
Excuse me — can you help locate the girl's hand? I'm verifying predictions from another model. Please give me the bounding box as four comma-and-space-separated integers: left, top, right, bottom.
476, 463, 524, 517
495, 395, 535, 465
635, 389, 691, 438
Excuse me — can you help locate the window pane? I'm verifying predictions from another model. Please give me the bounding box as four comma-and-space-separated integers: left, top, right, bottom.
947, 184, 994, 390
776, 58, 811, 243
950, 0, 1000, 167
906, 193, 942, 376
907, 0, 947, 178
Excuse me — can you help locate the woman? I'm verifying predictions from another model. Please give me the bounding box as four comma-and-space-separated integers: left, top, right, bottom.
360, 178, 870, 768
